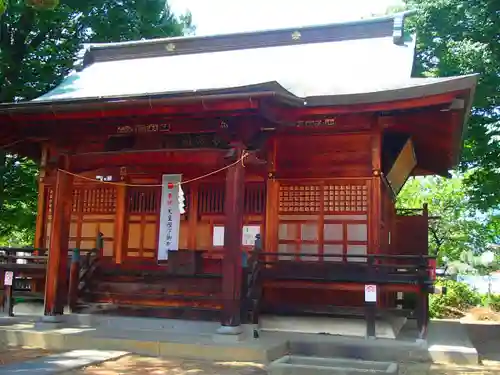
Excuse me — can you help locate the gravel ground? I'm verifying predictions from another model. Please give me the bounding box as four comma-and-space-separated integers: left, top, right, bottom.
63, 355, 267, 375
61, 356, 500, 375
0, 344, 54, 366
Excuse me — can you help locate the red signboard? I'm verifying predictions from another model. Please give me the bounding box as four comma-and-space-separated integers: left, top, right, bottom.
428, 259, 437, 280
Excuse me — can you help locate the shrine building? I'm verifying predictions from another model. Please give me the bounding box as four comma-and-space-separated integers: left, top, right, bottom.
0, 12, 477, 338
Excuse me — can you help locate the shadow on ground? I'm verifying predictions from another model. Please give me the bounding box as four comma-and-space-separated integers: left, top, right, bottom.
63, 356, 268, 375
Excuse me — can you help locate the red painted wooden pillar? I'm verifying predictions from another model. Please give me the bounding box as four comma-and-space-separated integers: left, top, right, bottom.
44, 155, 73, 317
219, 145, 246, 332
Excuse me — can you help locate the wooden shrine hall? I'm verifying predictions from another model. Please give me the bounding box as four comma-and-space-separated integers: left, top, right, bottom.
0, 12, 476, 338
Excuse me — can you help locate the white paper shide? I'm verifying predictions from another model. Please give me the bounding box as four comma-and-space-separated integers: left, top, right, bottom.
157, 174, 182, 261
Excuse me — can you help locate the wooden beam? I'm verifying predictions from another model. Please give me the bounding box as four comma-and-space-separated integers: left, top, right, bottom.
43, 155, 73, 316
5, 99, 261, 122
220, 144, 246, 329
264, 92, 460, 120
188, 183, 199, 249
264, 138, 278, 254
34, 144, 49, 251
114, 179, 128, 264
370, 117, 382, 257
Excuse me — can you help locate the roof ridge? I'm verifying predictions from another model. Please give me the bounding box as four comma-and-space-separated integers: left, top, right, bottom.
80, 11, 413, 69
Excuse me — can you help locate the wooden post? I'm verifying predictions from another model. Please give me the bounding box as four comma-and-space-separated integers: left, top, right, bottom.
2, 270, 14, 317
34, 144, 49, 252
188, 183, 199, 249
416, 255, 430, 340
114, 182, 127, 264
43, 155, 73, 317
67, 248, 80, 312
264, 138, 278, 256
218, 145, 246, 334
33, 145, 48, 294
365, 255, 376, 339
370, 122, 382, 256
96, 232, 104, 253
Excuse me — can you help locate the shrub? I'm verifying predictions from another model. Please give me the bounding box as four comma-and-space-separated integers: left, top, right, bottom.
481, 293, 500, 312
429, 278, 482, 319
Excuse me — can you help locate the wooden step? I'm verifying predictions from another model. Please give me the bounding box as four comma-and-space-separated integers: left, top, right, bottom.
77, 302, 221, 321
93, 279, 221, 295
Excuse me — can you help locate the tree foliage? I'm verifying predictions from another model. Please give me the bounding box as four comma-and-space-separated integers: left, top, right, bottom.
397, 175, 500, 264
404, 0, 500, 210
429, 278, 482, 318
0, 0, 192, 245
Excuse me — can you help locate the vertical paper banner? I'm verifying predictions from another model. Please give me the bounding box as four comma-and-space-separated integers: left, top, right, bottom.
157, 174, 182, 261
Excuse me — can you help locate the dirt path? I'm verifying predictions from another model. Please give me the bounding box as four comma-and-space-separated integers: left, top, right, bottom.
0, 344, 53, 366
399, 360, 500, 375
63, 355, 267, 375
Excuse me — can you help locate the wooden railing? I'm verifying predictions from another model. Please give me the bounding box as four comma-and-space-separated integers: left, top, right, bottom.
244, 249, 436, 339
244, 234, 263, 337
0, 233, 103, 315
253, 252, 436, 286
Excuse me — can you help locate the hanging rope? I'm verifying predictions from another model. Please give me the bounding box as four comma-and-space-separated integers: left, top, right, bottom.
57, 151, 249, 187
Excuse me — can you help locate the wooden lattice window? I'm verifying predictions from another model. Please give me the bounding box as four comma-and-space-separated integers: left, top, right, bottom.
278, 180, 369, 262
198, 183, 265, 215
244, 183, 265, 214
46, 187, 86, 214
127, 187, 191, 215
46, 185, 117, 221
128, 188, 160, 214
72, 189, 81, 212
279, 183, 368, 214
47, 188, 54, 215
198, 184, 225, 215
323, 184, 368, 213
81, 187, 117, 214
279, 184, 321, 213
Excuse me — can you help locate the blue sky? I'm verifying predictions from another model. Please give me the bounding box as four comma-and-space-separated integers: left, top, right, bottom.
169, 0, 402, 35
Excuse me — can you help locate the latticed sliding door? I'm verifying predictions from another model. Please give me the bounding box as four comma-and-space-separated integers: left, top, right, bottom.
197, 182, 265, 253
125, 187, 161, 259
125, 186, 190, 260
45, 185, 117, 256
278, 180, 369, 261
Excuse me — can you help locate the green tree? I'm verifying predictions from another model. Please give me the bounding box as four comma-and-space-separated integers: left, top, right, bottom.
397, 175, 500, 263
404, 0, 500, 210
0, 0, 192, 245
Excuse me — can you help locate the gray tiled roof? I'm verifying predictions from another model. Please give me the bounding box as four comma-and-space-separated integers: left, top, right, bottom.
34, 13, 419, 104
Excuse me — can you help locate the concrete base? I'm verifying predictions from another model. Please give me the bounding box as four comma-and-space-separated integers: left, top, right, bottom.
259, 315, 405, 339
0, 312, 480, 366
213, 325, 246, 343
268, 355, 398, 375
0, 318, 286, 363
427, 320, 478, 365
216, 325, 243, 335
34, 315, 67, 330
40, 315, 65, 324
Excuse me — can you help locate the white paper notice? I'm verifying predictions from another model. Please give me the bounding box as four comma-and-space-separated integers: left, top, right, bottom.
364, 284, 377, 303
242, 225, 260, 246
4, 271, 13, 286
157, 174, 182, 261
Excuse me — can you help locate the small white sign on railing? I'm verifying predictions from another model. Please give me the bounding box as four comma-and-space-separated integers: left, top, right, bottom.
4, 271, 14, 286
364, 284, 377, 303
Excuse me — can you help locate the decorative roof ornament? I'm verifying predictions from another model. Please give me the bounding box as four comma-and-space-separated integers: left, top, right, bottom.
392, 11, 414, 45
166, 43, 176, 52
291, 31, 301, 41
